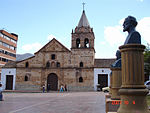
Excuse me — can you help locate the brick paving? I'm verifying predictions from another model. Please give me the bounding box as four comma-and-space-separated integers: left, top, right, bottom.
0, 92, 106, 113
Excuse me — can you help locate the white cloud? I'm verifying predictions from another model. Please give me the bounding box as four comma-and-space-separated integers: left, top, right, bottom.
22, 42, 43, 53
21, 34, 57, 54
47, 34, 56, 41
104, 25, 126, 46
137, 17, 150, 44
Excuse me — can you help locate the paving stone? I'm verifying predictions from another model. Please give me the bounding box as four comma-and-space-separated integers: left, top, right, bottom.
0, 92, 106, 113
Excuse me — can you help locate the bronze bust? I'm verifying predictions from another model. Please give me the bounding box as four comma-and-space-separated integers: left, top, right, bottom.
123, 16, 141, 44
111, 50, 121, 68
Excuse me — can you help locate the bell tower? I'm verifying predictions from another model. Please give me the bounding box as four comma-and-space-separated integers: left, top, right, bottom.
70, 6, 95, 91
71, 10, 95, 50
71, 8, 95, 68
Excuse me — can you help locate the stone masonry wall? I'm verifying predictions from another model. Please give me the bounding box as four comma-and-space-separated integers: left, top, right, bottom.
16, 38, 95, 91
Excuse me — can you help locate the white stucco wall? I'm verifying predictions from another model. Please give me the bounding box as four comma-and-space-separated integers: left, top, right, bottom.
94, 68, 111, 91
1, 68, 16, 90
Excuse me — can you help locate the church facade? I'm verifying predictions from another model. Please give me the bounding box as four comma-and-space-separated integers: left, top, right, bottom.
15, 10, 95, 91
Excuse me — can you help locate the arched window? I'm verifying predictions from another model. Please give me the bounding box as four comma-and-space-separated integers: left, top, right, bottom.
24, 75, 28, 81
80, 62, 83, 67
25, 62, 29, 68
51, 54, 56, 60
76, 38, 80, 48
46, 61, 50, 68
56, 62, 60, 67
84, 38, 89, 48
79, 77, 83, 83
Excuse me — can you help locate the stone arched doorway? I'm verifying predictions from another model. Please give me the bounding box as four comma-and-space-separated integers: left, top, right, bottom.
47, 73, 58, 91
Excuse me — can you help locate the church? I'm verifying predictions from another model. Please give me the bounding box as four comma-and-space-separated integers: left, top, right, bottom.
1, 10, 115, 91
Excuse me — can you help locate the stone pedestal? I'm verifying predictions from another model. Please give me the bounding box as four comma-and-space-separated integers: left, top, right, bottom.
111, 67, 122, 100
117, 44, 150, 113
106, 97, 120, 113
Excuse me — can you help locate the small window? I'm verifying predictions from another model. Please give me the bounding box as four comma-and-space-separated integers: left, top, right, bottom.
24, 76, 28, 81
51, 54, 56, 60
46, 61, 50, 68
57, 62, 60, 67
80, 62, 83, 67
2, 58, 7, 62
25, 62, 29, 68
2, 50, 4, 53
79, 77, 83, 83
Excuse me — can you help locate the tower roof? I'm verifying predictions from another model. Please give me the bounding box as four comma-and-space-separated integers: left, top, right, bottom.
77, 10, 90, 27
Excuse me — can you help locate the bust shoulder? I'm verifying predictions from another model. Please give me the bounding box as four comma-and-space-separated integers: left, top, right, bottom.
111, 58, 121, 68
130, 31, 140, 37
127, 31, 141, 44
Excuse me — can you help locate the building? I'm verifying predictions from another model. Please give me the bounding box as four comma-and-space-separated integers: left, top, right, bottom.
1, 10, 115, 91
0, 30, 18, 81
94, 59, 115, 91
15, 10, 95, 91
1, 61, 17, 90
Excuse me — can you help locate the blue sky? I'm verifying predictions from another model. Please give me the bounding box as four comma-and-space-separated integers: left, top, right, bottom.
0, 0, 150, 58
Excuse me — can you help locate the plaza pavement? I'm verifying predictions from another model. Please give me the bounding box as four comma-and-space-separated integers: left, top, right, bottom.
0, 92, 106, 113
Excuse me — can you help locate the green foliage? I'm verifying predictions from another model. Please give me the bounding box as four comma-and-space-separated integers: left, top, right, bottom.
144, 43, 150, 75
144, 51, 150, 63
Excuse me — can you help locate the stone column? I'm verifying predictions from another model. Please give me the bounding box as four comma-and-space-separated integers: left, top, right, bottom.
111, 67, 122, 100
117, 44, 150, 113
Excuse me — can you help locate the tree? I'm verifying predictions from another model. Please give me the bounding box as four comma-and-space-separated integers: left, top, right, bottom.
144, 43, 150, 81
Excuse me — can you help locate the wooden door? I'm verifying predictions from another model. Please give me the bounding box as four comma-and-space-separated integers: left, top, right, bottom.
98, 74, 108, 90
6, 75, 13, 90
47, 73, 58, 91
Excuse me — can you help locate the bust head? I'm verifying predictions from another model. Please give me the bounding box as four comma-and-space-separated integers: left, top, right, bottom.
123, 16, 137, 32
111, 50, 121, 68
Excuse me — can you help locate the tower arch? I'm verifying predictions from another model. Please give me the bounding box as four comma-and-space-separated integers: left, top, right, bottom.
76, 38, 80, 48
84, 38, 89, 48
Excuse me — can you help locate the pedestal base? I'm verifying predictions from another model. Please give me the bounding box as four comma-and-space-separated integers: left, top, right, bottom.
106, 95, 120, 113
117, 88, 150, 113
111, 87, 120, 100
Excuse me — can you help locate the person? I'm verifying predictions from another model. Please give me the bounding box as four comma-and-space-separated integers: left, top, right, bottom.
64, 84, 67, 91
47, 84, 50, 92
0, 83, 3, 101
123, 16, 141, 44
60, 84, 64, 92
42, 85, 45, 93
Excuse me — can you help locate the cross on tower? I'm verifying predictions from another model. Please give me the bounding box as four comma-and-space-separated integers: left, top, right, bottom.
82, 2, 86, 10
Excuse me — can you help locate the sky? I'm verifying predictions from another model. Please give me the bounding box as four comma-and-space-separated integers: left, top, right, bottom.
0, 0, 150, 58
